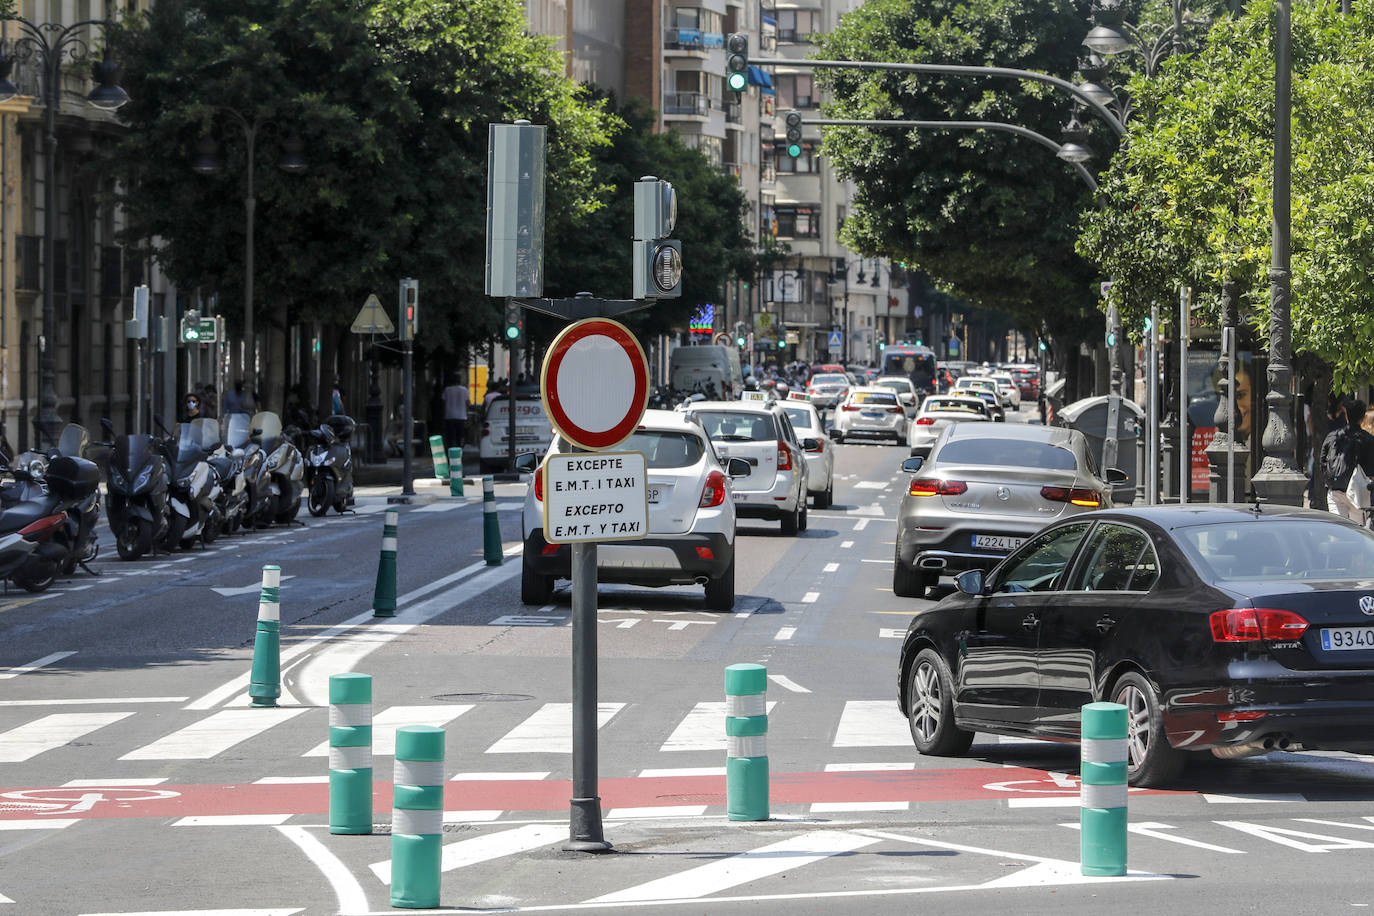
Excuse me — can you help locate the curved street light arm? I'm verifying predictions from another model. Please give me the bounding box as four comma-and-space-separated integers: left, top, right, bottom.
751, 57, 1125, 137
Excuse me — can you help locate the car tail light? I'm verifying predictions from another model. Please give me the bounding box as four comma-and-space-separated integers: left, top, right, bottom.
1217, 710, 1268, 722
1209, 608, 1310, 642
541, 543, 561, 556
534, 467, 544, 501
776, 441, 792, 471
915, 417, 935, 425
1041, 486, 1102, 507
909, 478, 967, 497
841, 405, 860, 412
695, 546, 715, 560
888, 406, 903, 414
805, 439, 824, 453
700, 469, 727, 507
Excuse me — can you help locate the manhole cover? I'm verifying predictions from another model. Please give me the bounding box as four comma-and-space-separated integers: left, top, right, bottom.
431, 693, 534, 703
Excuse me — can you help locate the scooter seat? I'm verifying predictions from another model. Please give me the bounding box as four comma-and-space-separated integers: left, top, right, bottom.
208, 456, 236, 480
0, 496, 63, 534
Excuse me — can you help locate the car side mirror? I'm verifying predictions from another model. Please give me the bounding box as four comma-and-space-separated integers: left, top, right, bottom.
955, 569, 986, 596
802, 437, 820, 452
1104, 467, 1129, 485
901, 456, 924, 473
514, 452, 538, 473
726, 457, 751, 479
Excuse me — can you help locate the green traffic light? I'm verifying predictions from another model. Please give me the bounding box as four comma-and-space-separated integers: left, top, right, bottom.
185, 330, 198, 341
727, 72, 747, 92
736, 336, 746, 347
1106, 332, 1116, 347
505, 325, 520, 340
786, 143, 802, 158
777, 339, 786, 349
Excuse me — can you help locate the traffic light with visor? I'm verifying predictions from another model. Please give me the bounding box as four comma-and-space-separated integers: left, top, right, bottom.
726, 34, 749, 93
783, 111, 803, 159
179, 309, 202, 343
503, 300, 523, 342
399, 278, 419, 341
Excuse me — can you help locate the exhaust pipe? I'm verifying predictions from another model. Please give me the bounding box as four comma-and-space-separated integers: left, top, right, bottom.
694, 576, 710, 586
919, 557, 947, 570
1211, 743, 1270, 760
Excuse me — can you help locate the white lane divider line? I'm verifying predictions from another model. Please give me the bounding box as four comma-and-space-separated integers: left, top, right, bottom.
370, 823, 567, 885
811, 801, 909, 813
486, 703, 624, 755
174, 814, 292, 826
853, 518, 871, 531
774, 627, 796, 641
823, 562, 839, 573
638, 767, 727, 778
256, 776, 330, 785
0, 712, 135, 763
1060, 821, 1245, 854
802, 592, 820, 603
660, 701, 778, 752
840, 540, 854, 549
0, 819, 78, 831
451, 771, 550, 781
879, 628, 905, 639
768, 674, 811, 693
276, 824, 366, 915
63, 777, 169, 787
824, 762, 914, 772
587, 830, 880, 903
0, 651, 75, 679
0, 697, 186, 707
854, 481, 887, 489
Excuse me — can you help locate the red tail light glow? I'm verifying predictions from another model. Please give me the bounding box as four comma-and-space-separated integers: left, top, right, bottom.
1217, 710, 1268, 722
1210, 608, 1310, 642
841, 405, 860, 412
1041, 485, 1102, 507
888, 406, 903, 414
776, 441, 792, 471
909, 478, 968, 497
541, 543, 561, 556
915, 417, 935, 425
700, 469, 727, 507
534, 467, 544, 501
695, 546, 715, 560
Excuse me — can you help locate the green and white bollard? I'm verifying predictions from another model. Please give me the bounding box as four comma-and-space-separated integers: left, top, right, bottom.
248, 565, 282, 708
482, 476, 502, 566
428, 435, 449, 481
448, 448, 464, 497
373, 509, 399, 618
725, 663, 769, 821
1080, 701, 1128, 876
390, 725, 445, 909
329, 673, 373, 835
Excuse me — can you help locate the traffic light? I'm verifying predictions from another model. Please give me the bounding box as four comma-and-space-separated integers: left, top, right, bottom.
179, 309, 202, 343
736, 334, 746, 347
1105, 303, 1119, 348
633, 176, 682, 299
777, 334, 787, 349
876, 332, 886, 351
399, 278, 419, 341
783, 110, 803, 159
503, 300, 524, 343
726, 34, 749, 93
735, 321, 746, 348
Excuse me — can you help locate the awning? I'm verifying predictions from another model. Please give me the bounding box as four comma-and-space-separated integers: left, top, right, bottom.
747, 65, 773, 89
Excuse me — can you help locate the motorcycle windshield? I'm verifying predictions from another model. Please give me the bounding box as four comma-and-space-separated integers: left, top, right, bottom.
114, 434, 154, 476
191, 418, 220, 451
253, 412, 282, 453
57, 424, 88, 458
225, 413, 252, 448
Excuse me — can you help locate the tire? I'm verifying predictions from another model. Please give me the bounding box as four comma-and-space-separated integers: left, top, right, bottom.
521, 555, 554, 605
14, 562, 56, 593
814, 482, 832, 510
275, 495, 302, 524
1111, 671, 1186, 787
798, 501, 808, 531
781, 502, 800, 536
703, 554, 736, 611
116, 517, 153, 560
308, 477, 334, 517
162, 513, 187, 551
892, 541, 930, 598
907, 648, 974, 756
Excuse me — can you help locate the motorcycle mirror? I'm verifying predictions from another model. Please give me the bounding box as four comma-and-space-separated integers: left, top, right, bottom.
101, 418, 115, 437
154, 415, 172, 437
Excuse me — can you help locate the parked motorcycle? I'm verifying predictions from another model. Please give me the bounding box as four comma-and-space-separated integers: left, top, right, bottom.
102, 418, 171, 560
162, 418, 219, 550
222, 412, 267, 531
304, 415, 355, 517
5, 453, 102, 590
253, 411, 304, 525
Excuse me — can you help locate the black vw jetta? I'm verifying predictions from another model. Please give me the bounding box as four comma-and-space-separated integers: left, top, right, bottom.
897, 504, 1374, 787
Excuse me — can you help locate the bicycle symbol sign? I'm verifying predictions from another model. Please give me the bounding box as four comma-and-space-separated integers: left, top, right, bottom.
0, 786, 181, 815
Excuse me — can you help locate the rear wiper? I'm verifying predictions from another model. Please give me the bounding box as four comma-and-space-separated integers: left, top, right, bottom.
713, 435, 756, 441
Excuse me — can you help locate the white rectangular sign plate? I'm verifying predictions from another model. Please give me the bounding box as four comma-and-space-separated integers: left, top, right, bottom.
542, 451, 649, 544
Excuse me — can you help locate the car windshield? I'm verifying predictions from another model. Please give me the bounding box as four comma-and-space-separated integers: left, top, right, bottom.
852, 391, 898, 405
923, 399, 983, 414
936, 438, 1078, 470
1177, 519, 1374, 581
812, 375, 847, 387
783, 407, 815, 430
623, 430, 705, 469
692, 411, 776, 442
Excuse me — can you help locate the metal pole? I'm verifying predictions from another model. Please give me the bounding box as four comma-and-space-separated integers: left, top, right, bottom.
401, 338, 414, 496
243, 121, 257, 395
1179, 286, 1190, 504
133, 340, 144, 434
1146, 304, 1159, 505
567, 536, 609, 851
1225, 326, 1236, 503
37, 42, 59, 447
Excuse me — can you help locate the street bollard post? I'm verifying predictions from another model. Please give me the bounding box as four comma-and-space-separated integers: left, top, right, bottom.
329, 673, 373, 835
390, 725, 445, 909
448, 448, 464, 497
482, 476, 502, 566
1080, 701, 1129, 876
373, 509, 399, 617
247, 565, 282, 708
725, 663, 769, 821
428, 435, 449, 481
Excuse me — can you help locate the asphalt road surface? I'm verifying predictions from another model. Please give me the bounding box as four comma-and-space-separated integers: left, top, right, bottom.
4, 407, 1374, 914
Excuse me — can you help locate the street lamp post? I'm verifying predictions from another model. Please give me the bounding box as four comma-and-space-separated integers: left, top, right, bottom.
0, 14, 128, 446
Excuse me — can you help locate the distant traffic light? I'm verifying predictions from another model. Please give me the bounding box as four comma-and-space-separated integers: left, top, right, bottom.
399, 278, 419, 341
777, 336, 786, 349
726, 34, 749, 93
784, 110, 803, 159
503, 299, 523, 342
736, 335, 746, 347
179, 309, 202, 343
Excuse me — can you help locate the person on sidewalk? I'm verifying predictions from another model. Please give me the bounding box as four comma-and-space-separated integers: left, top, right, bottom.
442, 373, 470, 454
1321, 399, 1374, 523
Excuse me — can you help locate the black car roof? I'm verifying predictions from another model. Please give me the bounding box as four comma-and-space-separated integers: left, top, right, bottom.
1088, 504, 1353, 531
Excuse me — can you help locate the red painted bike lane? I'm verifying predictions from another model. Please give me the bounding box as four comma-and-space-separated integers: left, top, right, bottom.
0, 766, 1178, 822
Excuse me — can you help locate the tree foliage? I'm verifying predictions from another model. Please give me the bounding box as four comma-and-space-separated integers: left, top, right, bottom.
1077, 0, 1374, 389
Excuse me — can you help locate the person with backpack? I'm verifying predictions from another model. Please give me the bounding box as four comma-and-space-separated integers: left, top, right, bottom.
1321, 399, 1374, 523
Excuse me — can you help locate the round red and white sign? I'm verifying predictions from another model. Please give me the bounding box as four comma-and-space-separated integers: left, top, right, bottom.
541, 318, 649, 451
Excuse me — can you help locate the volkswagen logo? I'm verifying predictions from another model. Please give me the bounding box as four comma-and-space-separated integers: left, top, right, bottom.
1360, 595, 1374, 616
996, 486, 1011, 501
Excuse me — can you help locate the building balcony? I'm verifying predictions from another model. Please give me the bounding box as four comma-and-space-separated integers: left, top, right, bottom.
720, 161, 741, 179
663, 27, 724, 53
663, 91, 713, 118
761, 164, 777, 186
725, 100, 742, 126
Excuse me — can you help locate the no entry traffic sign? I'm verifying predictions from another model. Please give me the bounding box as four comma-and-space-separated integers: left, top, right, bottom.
541, 318, 649, 451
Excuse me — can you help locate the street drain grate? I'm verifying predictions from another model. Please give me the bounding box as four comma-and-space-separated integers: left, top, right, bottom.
431, 693, 534, 703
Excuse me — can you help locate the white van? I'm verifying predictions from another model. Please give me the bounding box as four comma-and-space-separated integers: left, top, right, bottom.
478, 394, 553, 472
669, 345, 744, 399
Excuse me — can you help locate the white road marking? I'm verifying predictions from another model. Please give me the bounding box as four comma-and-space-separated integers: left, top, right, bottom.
860, 558, 892, 564
840, 540, 854, 549
660, 701, 778, 752
82, 911, 302, 916
63, 778, 168, 787
0, 819, 78, 830
801, 592, 820, 603
486, 703, 624, 755
121, 708, 307, 760
1059, 821, 1244, 854
854, 481, 887, 489
370, 823, 566, 884
0, 712, 134, 762
823, 563, 839, 573
414, 502, 462, 512
1217, 820, 1374, 852
442, 810, 503, 822
767, 674, 811, 693
1202, 792, 1305, 804
451, 772, 550, 781
0, 697, 186, 707
302, 705, 473, 757
833, 700, 912, 747
638, 767, 727, 778
810, 801, 909, 813
879, 629, 905, 639
209, 574, 298, 598
1006, 797, 1080, 808
824, 762, 914, 772
174, 814, 292, 826
608, 806, 708, 818
774, 627, 796, 641
255, 776, 329, 785
276, 824, 367, 916
853, 518, 871, 531
589, 830, 880, 903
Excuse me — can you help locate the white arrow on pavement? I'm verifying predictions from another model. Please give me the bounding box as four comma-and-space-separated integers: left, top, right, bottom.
210, 575, 296, 597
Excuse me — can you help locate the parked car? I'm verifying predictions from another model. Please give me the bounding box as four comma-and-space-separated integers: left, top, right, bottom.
781, 396, 835, 509
520, 410, 750, 609
898, 505, 1374, 787
479, 393, 553, 473
907, 395, 992, 457
832, 387, 910, 444
892, 423, 1125, 598
873, 376, 921, 416
805, 373, 851, 412
683, 400, 811, 535
988, 373, 1022, 411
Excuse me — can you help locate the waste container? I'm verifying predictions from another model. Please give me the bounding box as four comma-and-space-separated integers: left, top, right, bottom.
1059, 394, 1143, 505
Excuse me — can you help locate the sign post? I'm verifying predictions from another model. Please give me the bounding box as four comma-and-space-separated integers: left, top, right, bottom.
541, 318, 649, 853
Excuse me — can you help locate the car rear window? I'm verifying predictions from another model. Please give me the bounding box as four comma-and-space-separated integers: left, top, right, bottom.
852, 391, 898, 405
1177, 520, 1374, 581
812, 375, 847, 387
875, 380, 909, 392
783, 407, 815, 430
936, 438, 1077, 470
924, 399, 981, 413
623, 430, 705, 469
692, 411, 776, 442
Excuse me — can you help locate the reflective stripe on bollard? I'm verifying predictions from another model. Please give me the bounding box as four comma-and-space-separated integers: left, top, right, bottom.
248, 565, 281, 708
328, 672, 372, 835
448, 448, 464, 497
428, 435, 449, 481
373, 509, 399, 617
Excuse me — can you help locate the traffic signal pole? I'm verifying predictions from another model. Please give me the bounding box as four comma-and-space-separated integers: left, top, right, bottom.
508, 298, 519, 474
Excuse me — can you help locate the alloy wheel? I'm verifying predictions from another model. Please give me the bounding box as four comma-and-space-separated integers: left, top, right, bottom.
1118, 683, 1151, 769
911, 660, 943, 744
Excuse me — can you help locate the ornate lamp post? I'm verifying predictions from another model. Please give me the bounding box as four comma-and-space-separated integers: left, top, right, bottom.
0, 13, 128, 446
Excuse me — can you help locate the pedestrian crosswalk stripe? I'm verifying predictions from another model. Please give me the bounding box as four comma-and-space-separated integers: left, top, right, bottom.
120, 708, 307, 760
810, 801, 909, 813
608, 805, 709, 818
451, 771, 550, 781
370, 823, 565, 884
415, 502, 464, 513
0, 712, 134, 763
660, 701, 777, 753
485, 703, 625, 755
302, 705, 473, 757
588, 830, 880, 903
0, 819, 78, 830
832, 700, 911, 748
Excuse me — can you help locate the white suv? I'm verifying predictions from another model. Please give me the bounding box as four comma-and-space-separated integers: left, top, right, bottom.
682, 400, 811, 535
520, 410, 748, 610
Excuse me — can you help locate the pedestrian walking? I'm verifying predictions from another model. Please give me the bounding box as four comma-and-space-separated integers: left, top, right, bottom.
331, 377, 345, 416
442, 373, 469, 452
179, 392, 203, 424
1320, 399, 1374, 523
